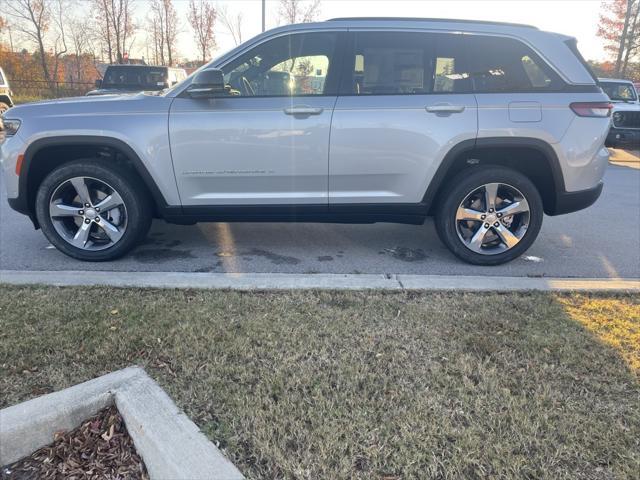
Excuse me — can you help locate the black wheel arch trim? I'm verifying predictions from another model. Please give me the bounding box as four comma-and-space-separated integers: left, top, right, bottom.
422, 136, 569, 215
15, 136, 169, 224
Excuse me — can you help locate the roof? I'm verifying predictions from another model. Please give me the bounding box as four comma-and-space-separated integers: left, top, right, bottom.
598, 77, 636, 84
327, 17, 538, 29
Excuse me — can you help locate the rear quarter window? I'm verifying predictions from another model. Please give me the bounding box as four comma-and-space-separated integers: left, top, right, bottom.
434, 34, 563, 93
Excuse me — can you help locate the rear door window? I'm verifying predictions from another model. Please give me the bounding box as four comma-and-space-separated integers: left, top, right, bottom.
340, 32, 434, 95
433, 34, 472, 93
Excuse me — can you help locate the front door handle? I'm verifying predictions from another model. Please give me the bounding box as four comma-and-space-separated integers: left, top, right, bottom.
283, 106, 324, 116
425, 104, 466, 114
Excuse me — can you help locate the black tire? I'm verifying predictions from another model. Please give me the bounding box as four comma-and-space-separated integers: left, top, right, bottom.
435, 166, 543, 266
35, 159, 152, 261
0, 102, 9, 114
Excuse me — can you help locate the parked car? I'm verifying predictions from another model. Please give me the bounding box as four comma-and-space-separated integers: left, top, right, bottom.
1, 18, 611, 265
598, 77, 640, 148
0, 67, 14, 114
87, 65, 188, 96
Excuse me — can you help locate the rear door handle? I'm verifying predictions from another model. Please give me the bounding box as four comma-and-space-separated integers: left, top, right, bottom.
283, 106, 324, 116
425, 104, 466, 114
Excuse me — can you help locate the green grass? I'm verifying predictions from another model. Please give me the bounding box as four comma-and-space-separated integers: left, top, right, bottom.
1, 286, 638, 479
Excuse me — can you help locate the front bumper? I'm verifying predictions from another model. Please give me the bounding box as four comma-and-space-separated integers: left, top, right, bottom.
551, 181, 603, 216
605, 128, 640, 147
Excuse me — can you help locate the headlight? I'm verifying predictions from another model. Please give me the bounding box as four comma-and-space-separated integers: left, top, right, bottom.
0, 118, 21, 136
613, 111, 624, 124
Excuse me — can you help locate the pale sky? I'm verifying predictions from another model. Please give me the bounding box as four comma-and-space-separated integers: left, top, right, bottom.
2, 0, 610, 63
164, 0, 607, 63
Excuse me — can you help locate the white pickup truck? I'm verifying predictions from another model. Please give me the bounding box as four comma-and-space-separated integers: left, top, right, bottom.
0, 67, 14, 114
599, 78, 640, 148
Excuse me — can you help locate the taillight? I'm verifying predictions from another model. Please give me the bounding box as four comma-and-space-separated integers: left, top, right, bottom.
570, 102, 612, 118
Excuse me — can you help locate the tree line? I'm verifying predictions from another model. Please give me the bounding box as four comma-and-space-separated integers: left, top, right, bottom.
597, 0, 640, 80
0, 0, 322, 95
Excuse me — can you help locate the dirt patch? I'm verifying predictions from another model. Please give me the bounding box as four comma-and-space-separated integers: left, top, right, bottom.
245, 248, 301, 265
380, 246, 427, 262
1, 406, 147, 479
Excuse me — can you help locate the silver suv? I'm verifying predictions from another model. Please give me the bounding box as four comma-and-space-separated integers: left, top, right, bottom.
0, 18, 612, 265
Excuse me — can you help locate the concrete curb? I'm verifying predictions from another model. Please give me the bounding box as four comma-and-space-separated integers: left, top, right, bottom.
1, 270, 639, 292
0, 367, 244, 480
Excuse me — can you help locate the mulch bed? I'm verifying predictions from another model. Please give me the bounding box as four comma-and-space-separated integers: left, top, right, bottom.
1, 406, 148, 480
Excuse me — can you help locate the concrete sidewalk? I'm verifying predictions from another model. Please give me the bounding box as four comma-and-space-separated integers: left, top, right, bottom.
1, 270, 638, 292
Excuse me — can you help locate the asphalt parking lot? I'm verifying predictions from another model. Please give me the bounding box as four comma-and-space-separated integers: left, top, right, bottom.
1, 157, 639, 279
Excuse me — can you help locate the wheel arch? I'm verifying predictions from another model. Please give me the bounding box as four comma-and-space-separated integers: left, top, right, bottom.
424, 137, 566, 216
17, 136, 168, 227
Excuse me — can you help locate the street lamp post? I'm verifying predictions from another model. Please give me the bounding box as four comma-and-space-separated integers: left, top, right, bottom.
262, 0, 266, 32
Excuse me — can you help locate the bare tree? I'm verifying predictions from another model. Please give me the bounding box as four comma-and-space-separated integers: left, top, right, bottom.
278, 0, 321, 24
91, 0, 135, 64
0, 14, 14, 51
188, 0, 216, 64
49, 0, 69, 88
4, 0, 67, 92
598, 0, 640, 76
92, 0, 113, 62
68, 16, 95, 82
147, 10, 165, 65
218, 4, 243, 46
149, 0, 179, 65
621, 0, 640, 75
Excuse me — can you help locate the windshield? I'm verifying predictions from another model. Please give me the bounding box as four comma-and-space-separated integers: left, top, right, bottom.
600, 81, 638, 102
102, 66, 168, 90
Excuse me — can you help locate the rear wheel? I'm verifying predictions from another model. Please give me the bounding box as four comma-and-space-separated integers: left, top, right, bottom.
0, 102, 10, 114
35, 160, 152, 261
435, 167, 543, 265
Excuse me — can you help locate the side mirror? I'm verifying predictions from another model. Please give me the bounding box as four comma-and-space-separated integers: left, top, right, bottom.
187, 69, 226, 98
95, 79, 102, 88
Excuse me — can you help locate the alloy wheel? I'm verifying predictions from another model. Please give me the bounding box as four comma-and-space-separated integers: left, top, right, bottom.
48, 176, 128, 251
455, 182, 531, 255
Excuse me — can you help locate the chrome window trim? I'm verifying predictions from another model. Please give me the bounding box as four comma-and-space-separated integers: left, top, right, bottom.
345, 26, 575, 86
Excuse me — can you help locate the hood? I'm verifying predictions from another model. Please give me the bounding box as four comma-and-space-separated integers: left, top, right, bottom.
86, 88, 145, 96
610, 101, 640, 112
5, 92, 171, 120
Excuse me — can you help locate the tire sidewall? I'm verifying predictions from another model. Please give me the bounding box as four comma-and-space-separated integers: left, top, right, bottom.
35, 160, 151, 261
436, 167, 544, 266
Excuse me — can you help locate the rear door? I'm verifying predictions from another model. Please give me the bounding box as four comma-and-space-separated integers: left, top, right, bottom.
328, 31, 478, 205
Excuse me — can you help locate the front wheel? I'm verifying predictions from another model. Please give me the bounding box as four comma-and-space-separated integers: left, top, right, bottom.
435, 167, 543, 266
0, 102, 10, 114
35, 160, 152, 261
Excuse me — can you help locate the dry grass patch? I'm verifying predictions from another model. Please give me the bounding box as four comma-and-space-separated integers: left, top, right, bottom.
0, 286, 638, 479
558, 294, 640, 373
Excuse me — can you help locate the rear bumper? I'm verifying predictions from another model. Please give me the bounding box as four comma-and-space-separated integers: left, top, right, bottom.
606, 128, 640, 147
550, 181, 603, 216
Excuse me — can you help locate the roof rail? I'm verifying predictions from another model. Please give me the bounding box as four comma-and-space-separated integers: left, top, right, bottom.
327, 17, 538, 30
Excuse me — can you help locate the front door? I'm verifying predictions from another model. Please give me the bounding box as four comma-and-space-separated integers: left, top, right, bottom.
169, 31, 343, 206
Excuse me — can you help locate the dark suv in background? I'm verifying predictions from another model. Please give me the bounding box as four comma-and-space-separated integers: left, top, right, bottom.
87, 65, 187, 96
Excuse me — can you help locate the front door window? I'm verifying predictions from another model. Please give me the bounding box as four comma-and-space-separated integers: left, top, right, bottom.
221, 32, 338, 97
